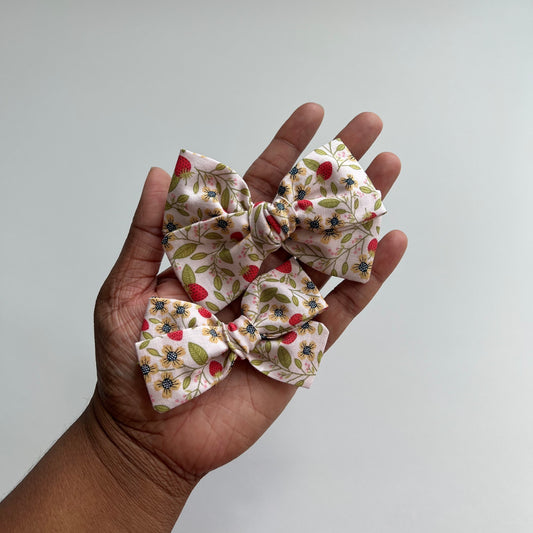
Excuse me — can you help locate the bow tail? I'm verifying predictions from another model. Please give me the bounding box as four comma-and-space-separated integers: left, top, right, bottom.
136, 329, 234, 411
243, 320, 329, 389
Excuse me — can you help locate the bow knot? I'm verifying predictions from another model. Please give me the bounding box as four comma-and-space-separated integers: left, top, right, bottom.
249, 200, 295, 247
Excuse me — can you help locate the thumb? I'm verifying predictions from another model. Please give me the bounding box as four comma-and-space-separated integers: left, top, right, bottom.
109, 167, 171, 290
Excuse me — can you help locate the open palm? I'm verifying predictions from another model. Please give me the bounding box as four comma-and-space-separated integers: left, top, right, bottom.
92, 103, 407, 484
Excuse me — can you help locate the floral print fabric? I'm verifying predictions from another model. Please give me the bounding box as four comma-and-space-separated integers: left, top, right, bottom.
136, 259, 329, 411
162, 138, 386, 311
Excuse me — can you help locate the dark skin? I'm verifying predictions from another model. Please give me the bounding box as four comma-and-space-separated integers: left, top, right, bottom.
0, 103, 407, 532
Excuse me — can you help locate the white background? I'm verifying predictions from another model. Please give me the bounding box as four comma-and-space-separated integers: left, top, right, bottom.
1, 1, 532, 531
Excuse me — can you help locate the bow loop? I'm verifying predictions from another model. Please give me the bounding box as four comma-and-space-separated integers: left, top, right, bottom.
136, 259, 329, 411
162, 138, 385, 311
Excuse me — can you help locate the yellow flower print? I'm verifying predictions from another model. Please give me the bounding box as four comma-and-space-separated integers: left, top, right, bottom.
206, 208, 223, 218
150, 298, 170, 315
154, 372, 181, 399
341, 174, 357, 190
320, 226, 341, 243
155, 318, 177, 335
298, 340, 317, 360
161, 345, 184, 369
305, 215, 323, 232
161, 232, 177, 250
326, 213, 344, 230
269, 304, 289, 322
351, 254, 373, 280
288, 164, 306, 180
211, 216, 233, 233
239, 320, 258, 341
304, 297, 324, 314
202, 326, 222, 343
301, 277, 319, 295
294, 184, 311, 201
139, 356, 157, 382
162, 214, 179, 234
298, 321, 316, 335
201, 187, 218, 202
171, 302, 191, 319
271, 199, 290, 216
277, 182, 292, 199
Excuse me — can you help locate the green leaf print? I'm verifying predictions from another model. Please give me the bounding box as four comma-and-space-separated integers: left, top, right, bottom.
153, 405, 170, 413
182, 264, 196, 285
259, 287, 278, 302
183, 376, 191, 389
277, 346, 291, 369
220, 188, 230, 211
188, 342, 208, 365
173, 243, 198, 259
219, 248, 233, 264
147, 348, 160, 357
303, 158, 319, 171
318, 199, 340, 208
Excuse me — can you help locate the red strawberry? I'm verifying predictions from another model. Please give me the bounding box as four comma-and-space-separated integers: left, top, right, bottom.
316, 161, 333, 180
242, 265, 259, 282
289, 313, 302, 326
276, 260, 292, 273
174, 155, 191, 177
167, 330, 183, 341
282, 331, 297, 345
228, 322, 238, 331
198, 307, 212, 318
187, 283, 208, 302
368, 238, 378, 252
230, 231, 244, 241
297, 199, 312, 210
266, 215, 281, 234
209, 360, 223, 377
141, 319, 149, 331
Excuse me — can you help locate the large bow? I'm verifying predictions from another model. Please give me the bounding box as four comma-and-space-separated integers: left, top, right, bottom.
162, 138, 386, 311
136, 259, 329, 411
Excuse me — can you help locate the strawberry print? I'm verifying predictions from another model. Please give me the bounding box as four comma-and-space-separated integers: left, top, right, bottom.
209, 360, 223, 377
167, 330, 183, 341
297, 199, 312, 210
276, 260, 292, 273
316, 161, 333, 180
198, 307, 212, 318
368, 238, 378, 252
282, 331, 298, 344
142, 319, 149, 331
174, 155, 191, 177
289, 313, 303, 326
187, 283, 208, 302
242, 265, 259, 282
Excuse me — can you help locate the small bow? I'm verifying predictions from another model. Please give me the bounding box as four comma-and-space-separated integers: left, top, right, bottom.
136, 259, 329, 411
162, 139, 386, 311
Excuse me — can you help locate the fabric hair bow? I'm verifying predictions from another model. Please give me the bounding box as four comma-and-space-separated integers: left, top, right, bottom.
136, 259, 329, 411
162, 138, 386, 312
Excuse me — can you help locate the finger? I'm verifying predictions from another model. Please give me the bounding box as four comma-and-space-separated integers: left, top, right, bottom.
244, 102, 324, 201
365, 151, 401, 198
110, 167, 171, 285
320, 230, 408, 349
335, 112, 383, 160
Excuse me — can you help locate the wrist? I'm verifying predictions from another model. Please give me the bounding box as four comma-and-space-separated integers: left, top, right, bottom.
83, 391, 198, 531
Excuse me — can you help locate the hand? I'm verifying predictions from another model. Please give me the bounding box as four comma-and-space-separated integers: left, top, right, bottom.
92, 102, 407, 503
